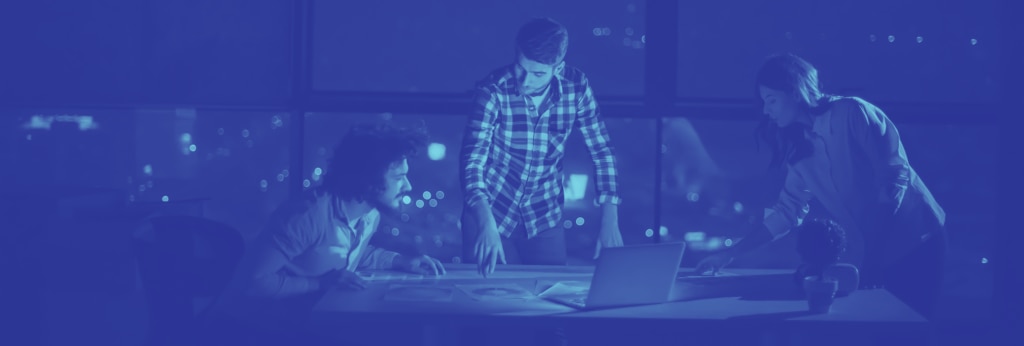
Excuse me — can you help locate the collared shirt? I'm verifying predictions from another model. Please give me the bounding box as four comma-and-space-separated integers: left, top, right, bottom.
763, 96, 946, 266
461, 65, 620, 239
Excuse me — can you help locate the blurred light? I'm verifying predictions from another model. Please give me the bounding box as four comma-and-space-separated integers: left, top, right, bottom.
161, 195, 169, 202
242, 129, 250, 138
563, 220, 573, 229
659, 226, 668, 237
869, 34, 877, 42
627, 3, 636, 12
128, 195, 135, 202
282, 169, 290, 177
318, 147, 328, 156
138, 185, 146, 192
622, 38, 631, 47
143, 164, 153, 176
313, 167, 323, 176
593, 27, 602, 36
428, 199, 438, 207
661, 145, 668, 153
302, 179, 311, 188
644, 229, 654, 237
402, 196, 412, 204
246, 140, 254, 147
575, 217, 585, 226
684, 232, 706, 242
625, 27, 634, 36
916, 36, 924, 43
601, 27, 611, 35
180, 133, 192, 143
733, 202, 744, 213
724, 238, 734, 247
414, 235, 423, 243
707, 238, 724, 250
887, 35, 895, 43
981, 257, 988, 264
147, 181, 154, 188
277, 174, 285, 182
423, 191, 432, 200
391, 228, 400, 236
970, 38, 978, 45
428, 143, 446, 161
436, 191, 446, 199
188, 144, 197, 152
26, 134, 32, 140
452, 256, 462, 264
415, 200, 425, 208
565, 174, 589, 201
687, 192, 700, 202
271, 115, 284, 129
631, 41, 642, 49
260, 179, 268, 188
640, 34, 646, 44
400, 213, 410, 222
217, 128, 225, 135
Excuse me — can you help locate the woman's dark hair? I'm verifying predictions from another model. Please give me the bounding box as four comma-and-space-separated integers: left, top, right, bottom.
754, 53, 832, 168
320, 121, 427, 202
515, 17, 569, 65
796, 218, 847, 267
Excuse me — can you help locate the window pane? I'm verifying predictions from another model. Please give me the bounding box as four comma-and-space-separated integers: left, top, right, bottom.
304, 113, 656, 265
1, 109, 292, 238
661, 116, 995, 319
132, 110, 293, 237
312, 0, 645, 95
2, 2, 291, 106
676, 1, 1000, 104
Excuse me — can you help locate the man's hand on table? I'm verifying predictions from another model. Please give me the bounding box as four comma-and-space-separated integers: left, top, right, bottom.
473, 222, 506, 277
395, 254, 448, 276
320, 269, 368, 291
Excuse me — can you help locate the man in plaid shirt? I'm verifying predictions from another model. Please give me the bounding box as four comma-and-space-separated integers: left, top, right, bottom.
461, 17, 624, 277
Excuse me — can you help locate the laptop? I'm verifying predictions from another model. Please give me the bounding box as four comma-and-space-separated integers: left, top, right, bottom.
545, 242, 686, 310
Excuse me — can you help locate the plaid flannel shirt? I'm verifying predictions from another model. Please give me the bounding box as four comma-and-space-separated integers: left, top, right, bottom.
460, 65, 620, 239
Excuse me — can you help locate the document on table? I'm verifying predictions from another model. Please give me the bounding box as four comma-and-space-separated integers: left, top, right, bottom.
383, 284, 456, 302
455, 283, 536, 301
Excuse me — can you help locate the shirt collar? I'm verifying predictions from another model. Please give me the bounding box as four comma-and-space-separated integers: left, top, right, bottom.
509, 64, 565, 100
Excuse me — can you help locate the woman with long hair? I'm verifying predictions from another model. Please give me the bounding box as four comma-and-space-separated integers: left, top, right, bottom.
697, 53, 948, 319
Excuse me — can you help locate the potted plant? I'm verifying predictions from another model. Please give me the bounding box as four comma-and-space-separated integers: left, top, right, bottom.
794, 218, 859, 297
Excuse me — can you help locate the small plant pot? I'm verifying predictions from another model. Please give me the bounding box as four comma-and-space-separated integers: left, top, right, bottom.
803, 276, 839, 314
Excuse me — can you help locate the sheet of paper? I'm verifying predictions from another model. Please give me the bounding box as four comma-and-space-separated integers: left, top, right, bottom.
456, 283, 536, 301
383, 284, 455, 302
356, 272, 428, 282
537, 280, 590, 298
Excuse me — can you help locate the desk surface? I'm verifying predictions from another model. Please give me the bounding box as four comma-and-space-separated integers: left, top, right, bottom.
311, 264, 924, 324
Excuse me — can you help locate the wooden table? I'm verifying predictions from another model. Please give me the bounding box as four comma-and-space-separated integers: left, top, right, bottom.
309, 264, 931, 345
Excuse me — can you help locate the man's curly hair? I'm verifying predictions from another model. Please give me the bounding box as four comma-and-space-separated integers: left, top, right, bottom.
320, 121, 427, 202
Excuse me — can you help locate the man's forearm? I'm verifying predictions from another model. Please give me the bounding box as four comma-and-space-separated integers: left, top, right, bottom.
600, 202, 619, 230
470, 200, 497, 230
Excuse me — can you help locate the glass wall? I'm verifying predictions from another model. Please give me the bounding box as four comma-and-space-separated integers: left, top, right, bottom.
312, 0, 646, 96
676, 1, 1000, 104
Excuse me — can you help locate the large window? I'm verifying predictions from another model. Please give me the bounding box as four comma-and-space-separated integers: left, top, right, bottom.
676, 1, 1000, 104
312, 0, 646, 96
